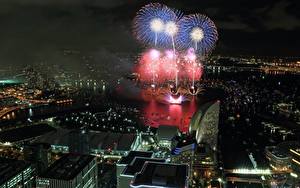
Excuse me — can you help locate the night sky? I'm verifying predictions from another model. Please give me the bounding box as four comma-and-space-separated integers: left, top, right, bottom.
0, 0, 299, 67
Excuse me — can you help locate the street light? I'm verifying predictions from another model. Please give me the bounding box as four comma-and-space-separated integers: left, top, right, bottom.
217, 178, 223, 188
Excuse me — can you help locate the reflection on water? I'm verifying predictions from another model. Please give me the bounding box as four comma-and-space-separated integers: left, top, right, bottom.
29, 108, 33, 117
115, 80, 200, 132
1, 97, 197, 133
142, 98, 197, 132
3, 70, 296, 131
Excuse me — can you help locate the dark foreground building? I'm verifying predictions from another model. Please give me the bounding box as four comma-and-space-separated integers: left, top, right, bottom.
116, 151, 153, 187
23, 142, 51, 175
36, 153, 97, 188
119, 157, 165, 188
0, 157, 35, 188
130, 162, 189, 188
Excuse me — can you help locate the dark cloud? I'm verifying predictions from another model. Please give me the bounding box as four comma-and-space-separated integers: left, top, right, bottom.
217, 16, 257, 32
197, 0, 300, 32
0, 0, 138, 8
0, 0, 299, 69
0, 5, 139, 68
257, 0, 300, 31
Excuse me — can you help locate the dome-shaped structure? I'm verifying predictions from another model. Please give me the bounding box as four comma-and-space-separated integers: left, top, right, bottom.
189, 100, 220, 150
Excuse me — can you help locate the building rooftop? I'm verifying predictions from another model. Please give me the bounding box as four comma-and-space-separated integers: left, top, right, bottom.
131, 162, 189, 188
35, 128, 136, 151
266, 146, 289, 159
157, 125, 178, 141
40, 153, 95, 180
25, 142, 51, 150
123, 157, 165, 176
266, 141, 300, 160
0, 157, 31, 186
0, 124, 55, 143
118, 151, 153, 165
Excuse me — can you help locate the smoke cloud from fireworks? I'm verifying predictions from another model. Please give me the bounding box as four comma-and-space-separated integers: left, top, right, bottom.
135, 49, 203, 84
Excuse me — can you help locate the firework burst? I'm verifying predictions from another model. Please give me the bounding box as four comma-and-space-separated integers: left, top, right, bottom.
133, 3, 182, 48
176, 14, 218, 55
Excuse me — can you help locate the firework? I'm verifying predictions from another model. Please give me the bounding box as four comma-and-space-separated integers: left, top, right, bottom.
168, 94, 183, 104
184, 48, 197, 88
132, 4, 219, 101
135, 49, 203, 86
177, 14, 218, 55
136, 49, 160, 84
133, 3, 182, 48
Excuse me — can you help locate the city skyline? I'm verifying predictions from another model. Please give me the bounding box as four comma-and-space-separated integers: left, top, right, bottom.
0, 1, 299, 188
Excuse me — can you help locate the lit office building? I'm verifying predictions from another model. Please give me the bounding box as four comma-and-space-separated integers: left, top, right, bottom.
36, 153, 97, 188
265, 141, 300, 182
0, 157, 35, 188
265, 146, 291, 171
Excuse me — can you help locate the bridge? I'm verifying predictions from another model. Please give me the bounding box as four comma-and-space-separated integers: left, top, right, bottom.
224, 168, 292, 175
0, 107, 21, 120
224, 168, 291, 185
0, 98, 72, 120
226, 177, 262, 184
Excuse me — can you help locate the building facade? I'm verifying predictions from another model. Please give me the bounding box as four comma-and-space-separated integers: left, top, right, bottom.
116, 151, 153, 188
36, 154, 98, 188
0, 158, 35, 188
130, 162, 189, 188
23, 142, 51, 175
265, 146, 291, 171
